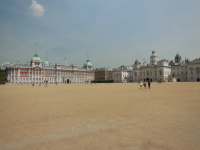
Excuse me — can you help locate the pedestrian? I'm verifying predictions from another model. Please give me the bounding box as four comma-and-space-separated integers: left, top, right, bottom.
56, 82, 57, 85
148, 80, 151, 89
140, 81, 143, 89
39, 83, 41, 86
45, 81, 48, 88
143, 82, 147, 89
164, 80, 165, 83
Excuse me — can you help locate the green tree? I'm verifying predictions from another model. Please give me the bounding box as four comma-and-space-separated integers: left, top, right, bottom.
0, 72, 5, 84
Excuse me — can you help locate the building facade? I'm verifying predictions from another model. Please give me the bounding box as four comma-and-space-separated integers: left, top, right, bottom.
113, 66, 131, 83
112, 49, 199, 83
1, 54, 95, 84
95, 67, 113, 81
168, 55, 200, 82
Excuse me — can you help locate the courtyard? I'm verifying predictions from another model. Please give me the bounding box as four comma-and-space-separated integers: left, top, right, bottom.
0, 83, 200, 150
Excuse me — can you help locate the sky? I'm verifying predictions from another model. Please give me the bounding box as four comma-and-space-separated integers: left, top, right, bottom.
0, 0, 199, 68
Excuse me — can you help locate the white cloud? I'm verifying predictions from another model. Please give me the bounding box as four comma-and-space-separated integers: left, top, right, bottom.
30, 0, 45, 17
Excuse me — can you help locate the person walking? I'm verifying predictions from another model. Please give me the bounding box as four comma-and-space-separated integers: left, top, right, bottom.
45, 81, 48, 88
144, 82, 147, 89
148, 80, 151, 89
140, 81, 143, 89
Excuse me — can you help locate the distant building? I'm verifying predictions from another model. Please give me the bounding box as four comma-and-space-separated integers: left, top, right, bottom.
1, 54, 95, 84
129, 50, 200, 82
95, 67, 113, 81
113, 65, 132, 83
168, 53, 200, 82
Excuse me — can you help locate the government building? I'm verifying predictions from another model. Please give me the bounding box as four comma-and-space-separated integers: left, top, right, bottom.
1, 53, 95, 84
112, 49, 200, 83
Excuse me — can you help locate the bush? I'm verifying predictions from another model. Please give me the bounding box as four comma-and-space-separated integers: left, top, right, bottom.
0, 72, 5, 84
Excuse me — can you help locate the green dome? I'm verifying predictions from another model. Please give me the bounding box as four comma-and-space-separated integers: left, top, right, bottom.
84, 60, 92, 66
44, 60, 50, 65
31, 54, 41, 61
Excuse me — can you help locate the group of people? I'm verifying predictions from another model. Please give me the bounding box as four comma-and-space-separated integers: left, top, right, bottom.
157, 80, 165, 84
32, 81, 49, 88
139, 80, 151, 89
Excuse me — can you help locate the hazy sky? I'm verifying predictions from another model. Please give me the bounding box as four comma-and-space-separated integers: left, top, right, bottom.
0, 0, 199, 68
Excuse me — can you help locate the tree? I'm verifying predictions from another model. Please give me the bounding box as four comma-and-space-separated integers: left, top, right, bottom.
0, 72, 5, 84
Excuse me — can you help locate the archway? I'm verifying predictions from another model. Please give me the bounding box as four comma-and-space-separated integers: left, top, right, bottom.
67, 79, 69, 84
177, 79, 180, 82
197, 78, 200, 82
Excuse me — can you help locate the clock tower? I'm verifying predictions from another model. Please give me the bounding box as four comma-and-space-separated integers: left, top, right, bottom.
150, 48, 158, 65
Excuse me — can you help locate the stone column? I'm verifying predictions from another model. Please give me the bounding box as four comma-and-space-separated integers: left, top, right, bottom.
10, 70, 12, 83
14, 69, 15, 83
28, 69, 30, 84
31, 69, 33, 84
18, 69, 20, 84
34, 69, 35, 83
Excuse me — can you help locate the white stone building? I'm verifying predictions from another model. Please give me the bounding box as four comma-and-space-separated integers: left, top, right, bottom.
129, 49, 171, 82
113, 66, 131, 83
168, 53, 200, 82
1, 53, 95, 84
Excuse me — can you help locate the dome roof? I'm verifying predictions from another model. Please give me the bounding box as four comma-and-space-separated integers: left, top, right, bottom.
84, 60, 93, 66
31, 54, 41, 61
44, 60, 50, 65
175, 53, 181, 58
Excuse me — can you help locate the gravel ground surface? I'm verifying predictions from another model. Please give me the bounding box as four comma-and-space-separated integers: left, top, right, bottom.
0, 82, 200, 150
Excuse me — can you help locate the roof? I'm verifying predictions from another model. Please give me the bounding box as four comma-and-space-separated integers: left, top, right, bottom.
175, 53, 181, 58
84, 60, 93, 66
31, 54, 41, 61
44, 60, 50, 65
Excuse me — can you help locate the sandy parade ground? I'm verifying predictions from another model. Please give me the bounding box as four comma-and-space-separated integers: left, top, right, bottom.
0, 82, 200, 150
